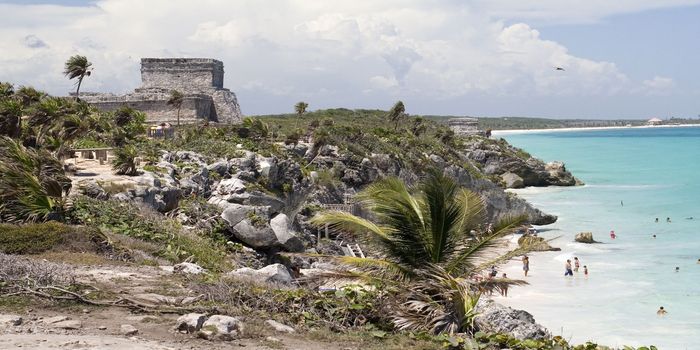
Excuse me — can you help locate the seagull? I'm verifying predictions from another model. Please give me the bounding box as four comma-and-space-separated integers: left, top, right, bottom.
555, 67, 565, 71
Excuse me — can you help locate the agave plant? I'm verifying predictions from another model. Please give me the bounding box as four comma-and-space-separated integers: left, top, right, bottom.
310, 169, 529, 334
0, 136, 71, 222
112, 145, 139, 176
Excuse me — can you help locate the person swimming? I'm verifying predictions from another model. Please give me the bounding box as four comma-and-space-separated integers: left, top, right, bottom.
675, 266, 680, 272
655, 217, 659, 223
667, 217, 671, 223
610, 230, 616, 239
652, 234, 657, 239
657, 306, 668, 316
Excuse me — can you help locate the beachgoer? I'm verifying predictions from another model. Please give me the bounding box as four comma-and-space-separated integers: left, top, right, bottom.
652, 234, 657, 239
667, 217, 671, 223
489, 266, 498, 278
655, 217, 659, 223
487, 223, 493, 234
697, 258, 700, 264
501, 273, 508, 297
675, 266, 680, 272
522, 256, 530, 277
574, 257, 580, 272
565, 259, 573, 276
610, 230, 616, 239
657, 306, 668, 316
583, 265, 588, 277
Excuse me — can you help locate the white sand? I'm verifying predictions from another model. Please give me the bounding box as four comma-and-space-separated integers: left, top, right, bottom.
491, 124, 700, 136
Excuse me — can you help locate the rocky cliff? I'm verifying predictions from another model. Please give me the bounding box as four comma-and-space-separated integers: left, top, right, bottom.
464, 136, 581, 189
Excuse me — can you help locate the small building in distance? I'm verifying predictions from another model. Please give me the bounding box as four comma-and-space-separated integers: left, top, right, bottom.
447, 117, 480, 136
81, 58, 242, 124
647, 117, 663, 126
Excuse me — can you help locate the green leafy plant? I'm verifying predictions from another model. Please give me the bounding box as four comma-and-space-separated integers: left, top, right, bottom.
112, 145, 139, 175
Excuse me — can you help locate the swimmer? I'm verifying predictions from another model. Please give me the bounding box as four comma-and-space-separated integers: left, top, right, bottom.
583, 265, 588, 276
621, 200, 624, 206
697, 259, 700, 264
652, 234, 657, 239
610, 230, 616, 239
655, 217, 659, 223
657, 306, 668, 316
667, 217, 671, 223
675, 266, 680, 272
686, 217, 694, 220
574, 257, 580, 272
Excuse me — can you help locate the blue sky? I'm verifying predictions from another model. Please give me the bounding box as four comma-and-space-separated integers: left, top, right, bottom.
0, 0, 699, 119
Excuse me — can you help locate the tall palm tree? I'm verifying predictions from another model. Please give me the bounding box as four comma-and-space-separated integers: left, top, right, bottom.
294, 101, 308, 117
387, 101, 405, 131
310, 170, 528, 333
167, 90, 184, 126
63, 55, 93, 100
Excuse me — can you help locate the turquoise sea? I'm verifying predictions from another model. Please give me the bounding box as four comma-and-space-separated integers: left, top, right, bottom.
494, 127, 700, 349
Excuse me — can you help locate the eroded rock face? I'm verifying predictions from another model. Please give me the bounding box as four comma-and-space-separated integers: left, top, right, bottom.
501, 172, 524, 189
228, 263, 293, 284
518, 235, 561, 251
475, 299, 550, 340
575, 232, 598, 243
465, 137, 581, 188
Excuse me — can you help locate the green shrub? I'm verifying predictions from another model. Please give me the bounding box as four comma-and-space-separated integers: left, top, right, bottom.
0, 222, 107, 255
68, 196, 231, 271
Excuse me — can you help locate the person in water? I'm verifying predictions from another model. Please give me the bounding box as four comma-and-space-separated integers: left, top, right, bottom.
657, 306, 668, 316
565, 259, 573, 276
655, 217, 659, 223
574, 257, 580, 272
667, 217, 671, 223
652, 234, 657, 239
610, 230, 616, 239
583, 265, 588, 277
675, 266, 680, 272
522, 256, 530, 277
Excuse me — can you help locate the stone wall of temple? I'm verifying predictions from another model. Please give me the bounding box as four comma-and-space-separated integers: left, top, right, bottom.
448, 117, 480, 136
81, 58, 241, 124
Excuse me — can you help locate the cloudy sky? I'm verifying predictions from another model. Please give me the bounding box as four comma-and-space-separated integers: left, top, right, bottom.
1, 0, 699, 118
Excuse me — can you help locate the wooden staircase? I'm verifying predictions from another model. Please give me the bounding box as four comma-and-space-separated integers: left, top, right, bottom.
340, 242, 365, 258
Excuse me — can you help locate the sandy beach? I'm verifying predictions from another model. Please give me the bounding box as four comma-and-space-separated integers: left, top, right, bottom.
491, 123, 700, 136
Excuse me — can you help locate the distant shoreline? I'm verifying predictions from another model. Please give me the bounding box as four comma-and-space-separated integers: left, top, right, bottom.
491, 123, 700, 135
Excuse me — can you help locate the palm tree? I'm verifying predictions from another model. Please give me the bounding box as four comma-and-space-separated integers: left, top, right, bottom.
167, 90, 184, 126
310, 170, 528, 333
0, 136, 71, 222
0, 99, 23, 138
387, 101, 405, 130
63, 55, 93, 100
294, 101, 308, 117
112, 145, 139, 176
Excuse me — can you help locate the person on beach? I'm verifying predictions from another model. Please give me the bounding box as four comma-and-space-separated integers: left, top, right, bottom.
574, 257, 580, 272
657, 306, 668, 316
583, 265, 588, 277
489, 266, 498, 279
501, 273, 508, 297
610, 230, 616, 239
565, 259, 573, 276
522, 256, 530, 276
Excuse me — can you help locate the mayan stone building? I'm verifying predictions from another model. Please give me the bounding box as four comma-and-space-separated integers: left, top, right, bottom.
82, 58, 242, 124
447, 117, 480, 136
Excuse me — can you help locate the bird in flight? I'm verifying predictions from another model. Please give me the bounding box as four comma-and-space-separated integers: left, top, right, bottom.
555, 67, 565, 71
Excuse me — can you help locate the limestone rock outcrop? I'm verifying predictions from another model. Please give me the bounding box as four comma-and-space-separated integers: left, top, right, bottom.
464, 137, 581, 188
475, 299, 550, 340
575, 232, 598, 244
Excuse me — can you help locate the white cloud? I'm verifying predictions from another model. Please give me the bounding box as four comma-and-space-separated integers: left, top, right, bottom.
640, 76, 675, 95
0, 0, 693, 116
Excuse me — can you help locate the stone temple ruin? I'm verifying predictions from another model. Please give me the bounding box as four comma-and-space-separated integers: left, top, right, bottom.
82, 58, 242, 124
447, 117, 480, 136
